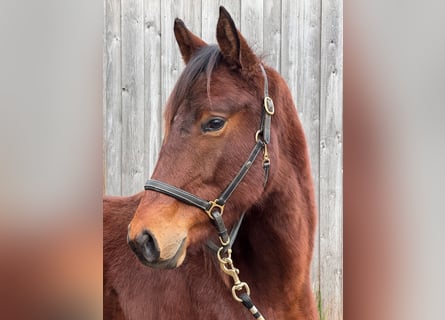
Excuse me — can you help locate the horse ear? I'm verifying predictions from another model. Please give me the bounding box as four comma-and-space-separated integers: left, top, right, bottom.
174, 18, 207, 64
216, 6, 258, 71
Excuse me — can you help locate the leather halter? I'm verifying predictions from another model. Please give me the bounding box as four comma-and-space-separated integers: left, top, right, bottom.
144, 64, 273, 320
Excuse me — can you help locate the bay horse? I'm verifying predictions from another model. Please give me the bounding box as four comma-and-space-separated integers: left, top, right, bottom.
104, 6, 317, 320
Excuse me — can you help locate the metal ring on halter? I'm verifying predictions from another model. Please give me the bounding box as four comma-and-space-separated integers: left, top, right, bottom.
219, 235, 230, 247
255, 130, 262, 143
217, 247, 232, 263
205, 200, 225, 220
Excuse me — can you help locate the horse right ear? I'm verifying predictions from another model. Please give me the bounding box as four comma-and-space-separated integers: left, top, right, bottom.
174, 18, 207, 64
216, 6, 258, 72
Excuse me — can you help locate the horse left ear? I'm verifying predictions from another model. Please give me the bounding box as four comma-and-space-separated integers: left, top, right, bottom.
174, 18, 207, 64
216, 6, 259, 72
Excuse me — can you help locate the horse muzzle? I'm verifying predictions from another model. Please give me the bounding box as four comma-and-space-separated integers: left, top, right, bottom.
127, 229, 187, 269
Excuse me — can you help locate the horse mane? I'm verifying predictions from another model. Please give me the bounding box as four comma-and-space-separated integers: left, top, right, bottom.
165, 45, 222, 129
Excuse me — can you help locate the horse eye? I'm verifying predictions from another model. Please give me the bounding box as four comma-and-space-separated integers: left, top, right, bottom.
202, 117, 226, 132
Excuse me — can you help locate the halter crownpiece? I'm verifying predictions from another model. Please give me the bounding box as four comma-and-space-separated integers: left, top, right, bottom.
144, 64, 272, 320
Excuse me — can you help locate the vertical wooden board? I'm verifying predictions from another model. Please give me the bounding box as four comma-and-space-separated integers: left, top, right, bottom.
319, 0, 343, 318
144, 0, 162, 179
262, 0, 281, 70
183, 0, 203, 36
296, 0, 322, 296
240, 0, 263, 54
104, 0, 122, 196
121, 0, 145, 196
280, 0, 299, 101
201, 0, 241, 43
295, 0, 321, 202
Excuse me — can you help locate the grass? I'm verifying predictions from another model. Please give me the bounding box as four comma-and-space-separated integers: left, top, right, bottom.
316, 289, 326, 320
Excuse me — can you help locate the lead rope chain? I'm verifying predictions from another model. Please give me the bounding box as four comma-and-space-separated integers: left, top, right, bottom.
211, 209, 266, 320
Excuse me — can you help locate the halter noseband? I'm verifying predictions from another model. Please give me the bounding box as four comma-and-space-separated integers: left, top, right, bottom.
144, 64, 273, 320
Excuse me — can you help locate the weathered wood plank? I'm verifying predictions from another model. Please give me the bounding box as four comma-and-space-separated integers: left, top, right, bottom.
143, 0, 162, 179
294, 0, 323, 297
319, 0, 343, 318
294, 0, 322, 203
104, 0, 122, 196
280, 0, 299, 103
104, 0, 122, 195
183, 0, 202, 36
240, 0, 263, 54
262, 0, 281, 70
121, 0, 145, 195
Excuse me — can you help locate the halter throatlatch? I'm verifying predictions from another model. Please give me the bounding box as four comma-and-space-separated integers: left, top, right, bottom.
144, 64, 272, 320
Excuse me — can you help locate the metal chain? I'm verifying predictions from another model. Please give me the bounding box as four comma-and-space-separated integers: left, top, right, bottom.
216, 240, 266, 320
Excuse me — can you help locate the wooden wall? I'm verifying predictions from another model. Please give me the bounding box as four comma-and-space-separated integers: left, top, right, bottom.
104, 0, 342, 318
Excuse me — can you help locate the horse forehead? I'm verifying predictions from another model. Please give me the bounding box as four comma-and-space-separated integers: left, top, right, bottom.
203, 77, 258, 114
210, 68, 255, 93
174, 75, 255, 116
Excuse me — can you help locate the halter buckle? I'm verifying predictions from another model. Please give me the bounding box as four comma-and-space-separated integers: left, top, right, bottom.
205, 200, 225, 220
264, 96, 275, 115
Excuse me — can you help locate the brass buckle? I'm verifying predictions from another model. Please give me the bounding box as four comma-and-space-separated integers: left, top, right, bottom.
264, 96, 275, 115
205, 200, 225, 220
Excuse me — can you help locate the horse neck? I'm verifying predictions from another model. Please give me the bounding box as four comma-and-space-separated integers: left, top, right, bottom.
236, 172, 315, 276
233, 82, 317, 290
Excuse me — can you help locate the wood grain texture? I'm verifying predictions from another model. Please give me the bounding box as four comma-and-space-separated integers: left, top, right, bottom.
121, 0, 145, 195
240, 0, 263, 54
143, 0, 162, 179
104, 1, 343, 318
262, 0, 281, 70
295, 0, 323, 296
319, 0, 343, 319
104, 0, 122, 195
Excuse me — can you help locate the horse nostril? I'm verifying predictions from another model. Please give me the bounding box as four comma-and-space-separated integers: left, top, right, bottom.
141, 230, 160, 261
129, 229, 160, 263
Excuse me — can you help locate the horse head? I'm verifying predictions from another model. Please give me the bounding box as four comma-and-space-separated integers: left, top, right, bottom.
127, 7, 283, 269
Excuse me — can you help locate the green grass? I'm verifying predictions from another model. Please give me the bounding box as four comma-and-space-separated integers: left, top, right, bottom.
316, 290, 326, 320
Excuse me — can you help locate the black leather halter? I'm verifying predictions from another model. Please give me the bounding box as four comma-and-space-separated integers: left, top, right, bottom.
144, 64, 274, 245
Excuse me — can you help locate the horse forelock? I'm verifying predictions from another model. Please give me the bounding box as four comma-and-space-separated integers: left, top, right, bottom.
164, 45, 222, 135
